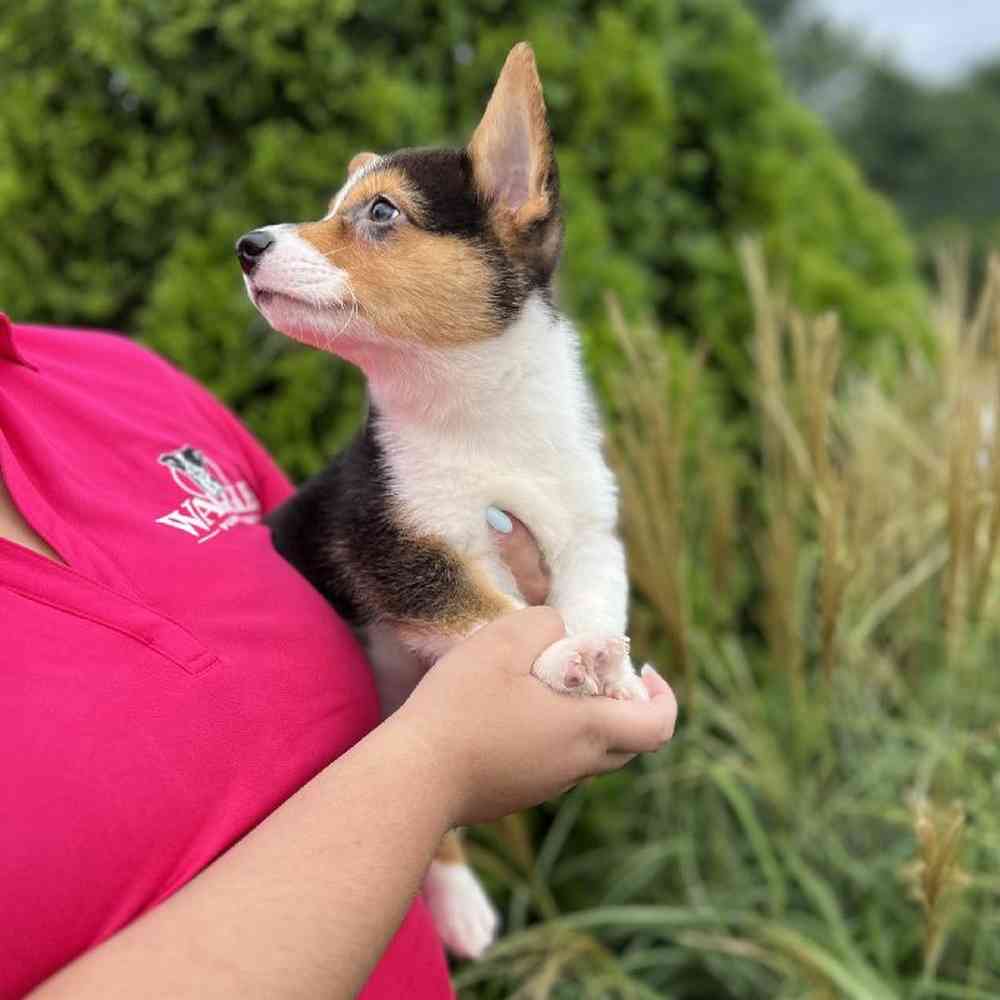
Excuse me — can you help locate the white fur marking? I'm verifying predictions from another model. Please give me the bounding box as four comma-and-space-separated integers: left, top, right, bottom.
326, 155, 386, 218
367, 295, 625, 618
423, 861, 499, 959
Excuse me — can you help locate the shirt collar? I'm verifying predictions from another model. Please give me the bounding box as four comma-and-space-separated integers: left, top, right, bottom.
0, 313, 39, 371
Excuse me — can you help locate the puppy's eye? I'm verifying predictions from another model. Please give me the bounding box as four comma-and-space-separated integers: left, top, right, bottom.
369, 196, 399, 224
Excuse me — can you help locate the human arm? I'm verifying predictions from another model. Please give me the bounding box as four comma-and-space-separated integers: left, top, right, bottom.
30, 609, 676, 1000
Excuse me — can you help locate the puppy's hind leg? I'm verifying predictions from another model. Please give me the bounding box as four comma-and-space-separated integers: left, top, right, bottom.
375, 553, 521, 958
423, 831, 498, 959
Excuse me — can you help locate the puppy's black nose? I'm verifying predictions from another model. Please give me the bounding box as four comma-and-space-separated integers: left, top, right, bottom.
236, 230, 274, 274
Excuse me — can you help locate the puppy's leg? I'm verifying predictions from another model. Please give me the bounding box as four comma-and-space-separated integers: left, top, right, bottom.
423, 830, 498, 960
537, 531, 649, 701
393, 539, 644, 702
369, 540, 639, 955
370, 553, 518, 959
401, 599, 505, 960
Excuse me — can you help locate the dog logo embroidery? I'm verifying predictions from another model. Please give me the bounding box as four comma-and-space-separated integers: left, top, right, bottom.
155, 444, 261, 543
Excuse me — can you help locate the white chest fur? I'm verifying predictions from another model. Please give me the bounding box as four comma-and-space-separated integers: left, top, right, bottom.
365, 295, 619, 598
359, 295, 640, 712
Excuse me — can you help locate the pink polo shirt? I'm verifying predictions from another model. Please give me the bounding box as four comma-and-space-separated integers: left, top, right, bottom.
0, 315, 452, 998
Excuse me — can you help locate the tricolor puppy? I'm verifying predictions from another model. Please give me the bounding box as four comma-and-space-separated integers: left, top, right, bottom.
237, 42, 648, 958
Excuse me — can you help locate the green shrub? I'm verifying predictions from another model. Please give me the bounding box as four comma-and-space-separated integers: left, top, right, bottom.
1, 0, 925, 477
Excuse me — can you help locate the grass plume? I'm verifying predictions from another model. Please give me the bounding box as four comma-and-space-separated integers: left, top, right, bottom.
463, 243, 1000, 999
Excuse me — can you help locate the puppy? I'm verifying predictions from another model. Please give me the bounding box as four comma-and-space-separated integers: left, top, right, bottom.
237, 42, 647, 959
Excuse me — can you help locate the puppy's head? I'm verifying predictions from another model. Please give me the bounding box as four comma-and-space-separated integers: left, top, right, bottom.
237, 43, 561, 353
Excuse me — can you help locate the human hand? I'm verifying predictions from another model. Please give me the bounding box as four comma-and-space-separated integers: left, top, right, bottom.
391, 607, 678, 828
487, 506, 550, 606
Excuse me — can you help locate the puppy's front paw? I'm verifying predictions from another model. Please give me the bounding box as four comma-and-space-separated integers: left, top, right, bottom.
423, 861, 498, 959
531, 633, 629, 696
601, 663, 650, 702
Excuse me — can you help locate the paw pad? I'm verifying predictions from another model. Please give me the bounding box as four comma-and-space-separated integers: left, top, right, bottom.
532, 633, 644, 699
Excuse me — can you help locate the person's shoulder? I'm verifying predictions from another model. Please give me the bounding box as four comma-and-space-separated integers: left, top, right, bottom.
16, 322, 177, 375
17, 321, 217, 405
13, 318, 294, 536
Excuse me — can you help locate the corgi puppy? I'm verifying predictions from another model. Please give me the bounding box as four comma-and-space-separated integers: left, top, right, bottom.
237, 42, 648, 959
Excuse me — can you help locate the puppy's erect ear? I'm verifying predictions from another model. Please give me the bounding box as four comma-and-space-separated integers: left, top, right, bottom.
468, 43, 556, 227
347, 151, 379, 178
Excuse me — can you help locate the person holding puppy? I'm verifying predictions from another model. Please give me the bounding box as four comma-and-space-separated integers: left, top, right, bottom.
0, 314, 677, 999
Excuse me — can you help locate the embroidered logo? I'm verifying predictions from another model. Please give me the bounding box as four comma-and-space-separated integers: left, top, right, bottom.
155, 445, 261, 543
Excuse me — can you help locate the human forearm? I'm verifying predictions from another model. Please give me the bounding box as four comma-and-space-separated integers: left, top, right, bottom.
31, 716, 453, 1000
30, 608, 677, 999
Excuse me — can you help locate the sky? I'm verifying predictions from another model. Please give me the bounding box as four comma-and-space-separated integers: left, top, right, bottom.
813, 0, 1000, 81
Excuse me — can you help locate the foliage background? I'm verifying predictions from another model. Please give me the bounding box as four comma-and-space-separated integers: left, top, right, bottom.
3, 0, 999, 996
749, 0, 1000, 274
1, 0, 926, 477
